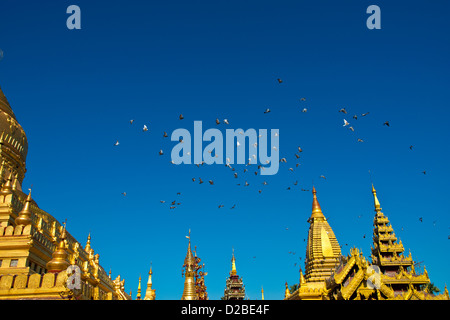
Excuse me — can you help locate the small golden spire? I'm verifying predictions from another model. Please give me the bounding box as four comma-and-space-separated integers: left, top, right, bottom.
261, 286, 264, 300
136, 275, 142, 300
284, 282, 290, 299
311, 186, 325, 219
144, 263, 156, 300
230, 248, 237, 276
46, 224, 70, 273
372, 184, 382, 212
15, 188, 33, 226
0, 171, 13, 194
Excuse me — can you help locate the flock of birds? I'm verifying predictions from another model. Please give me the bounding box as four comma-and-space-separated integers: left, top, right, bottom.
112, 77, 448, 266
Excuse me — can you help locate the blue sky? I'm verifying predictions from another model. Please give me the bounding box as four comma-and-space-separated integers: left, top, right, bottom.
0, 0, 449, 299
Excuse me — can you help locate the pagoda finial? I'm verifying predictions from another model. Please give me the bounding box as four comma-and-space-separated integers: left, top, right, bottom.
144, 262, 156, 300
372, 184, 382, 212
0, 170, 13, 194
311, 186, 325, 219
261, 286, 264, 300
15, 188, 33, 226
181, 229, 198, 300
85, 232, 92, 252
230, 247, 237, 276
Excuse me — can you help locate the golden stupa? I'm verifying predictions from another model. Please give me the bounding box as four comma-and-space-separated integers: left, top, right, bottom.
0, 84, 130, 300
285, 186, 449, 300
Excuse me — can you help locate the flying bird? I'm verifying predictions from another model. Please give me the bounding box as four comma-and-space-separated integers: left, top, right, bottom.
302, 108, 307, 113
383, 121, 390, 127
320, 175, 326, 179
130, 120, 134, 124
143, 125, 148, 132
339, 108, 348, 114
264, 108, 271, 114
163, 132, 168, 138
357, 138, 364, 142
114, 140, 120, 146
159, 150, 164, 155
343, 119, 350, 127
216, 118, 220, 125
277, 78, 283, 83
179, 114, 184, 120
224, 119, 229, 125
361, 112, 370, 117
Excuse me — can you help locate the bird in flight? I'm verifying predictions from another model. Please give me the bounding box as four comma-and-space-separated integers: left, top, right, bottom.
277, 78, 283, 83
159, 150, 164, 155
339, 108, 348, 114
143, 125, 148, 132
383, 121, 390, 127
343, 119, 350, 127
361, 112, 370, 117
114, 140, 119, 146
216, 118, 220, 125
357, 138, 364, 143
163, 132, 168, 138
224, 119, 229, 125
264, 108, 271, 114
179, 114, 184, 120
130, 120, 134, 125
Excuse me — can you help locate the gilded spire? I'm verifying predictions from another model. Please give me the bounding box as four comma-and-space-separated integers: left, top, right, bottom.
230, 248, 237, 276
85, 233, 91, 252
46, 224, 70, 273
0, 171, 13, 194
284, 282, 290, 299
144, 263, 156, 300
261, 286, 264, 300
372, 184, 382, 212
181, 229, 198, 300
136, 275, 142, 300
311, 186, 325, 219
15, 188, 33, 226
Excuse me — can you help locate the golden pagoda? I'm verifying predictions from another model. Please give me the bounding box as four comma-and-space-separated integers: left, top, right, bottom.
286, 187, 341, 300
181, 230, 198, 300
0, 84, 130, 300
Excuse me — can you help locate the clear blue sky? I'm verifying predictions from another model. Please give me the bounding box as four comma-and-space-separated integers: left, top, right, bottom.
1, 0, 449, 299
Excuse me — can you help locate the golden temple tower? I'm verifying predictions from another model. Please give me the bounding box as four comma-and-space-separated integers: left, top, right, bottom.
181, 230, 198, 300
144, 264, 156, 300
222, 249, 245, 300
323, 184, 449, 300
